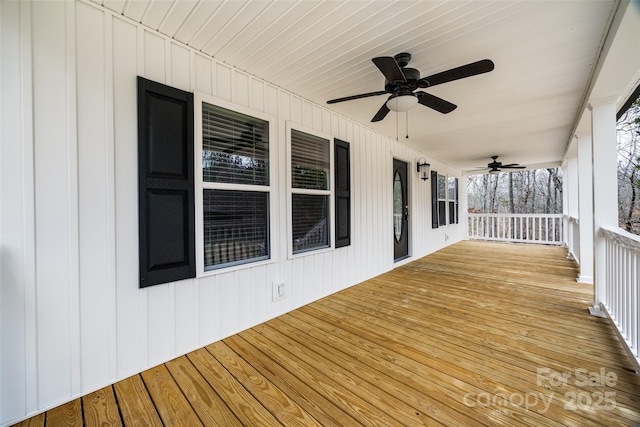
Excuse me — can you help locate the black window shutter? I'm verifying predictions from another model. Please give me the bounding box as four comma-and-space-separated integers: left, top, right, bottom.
137, 77, 195, 287
334, 138, 351, 248
431, 170, 439, 229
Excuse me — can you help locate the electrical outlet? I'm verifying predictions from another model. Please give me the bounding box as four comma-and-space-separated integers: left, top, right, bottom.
272, 282, 286, 301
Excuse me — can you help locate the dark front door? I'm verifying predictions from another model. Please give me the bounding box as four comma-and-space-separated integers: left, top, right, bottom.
393, 159, 409, 261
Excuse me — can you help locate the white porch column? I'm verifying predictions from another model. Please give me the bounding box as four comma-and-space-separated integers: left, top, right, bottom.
564, 154, 578, 261
576, 132, 594, 284
589, 97, 618, 317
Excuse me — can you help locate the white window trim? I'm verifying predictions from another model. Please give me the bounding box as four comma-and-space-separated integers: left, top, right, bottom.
194, 92, 277, 277
437, 173, 450, 227
448, 176, 458, 225
286, 121, 334, 259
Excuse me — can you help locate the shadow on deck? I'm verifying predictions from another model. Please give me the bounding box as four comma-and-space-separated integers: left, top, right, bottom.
14, 241, 640, 426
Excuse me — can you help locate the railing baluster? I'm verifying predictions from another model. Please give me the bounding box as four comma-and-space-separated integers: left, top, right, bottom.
632, 249, 636, 355
623, 247, 628, 338
635, 251, 639, 356
619, 244, 624, 332
519, 217, 523, 241
613, 240, 617, 320
625, 247, 630, 351
627, 250, 631, 342
607, 240, 612, 317
545, 217, 549, 242
482, 216, 485, 239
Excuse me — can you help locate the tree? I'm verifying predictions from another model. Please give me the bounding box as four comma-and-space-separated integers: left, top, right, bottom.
509, 172, 515, 214
467, 168, 563, 214
617, 96, 640, 234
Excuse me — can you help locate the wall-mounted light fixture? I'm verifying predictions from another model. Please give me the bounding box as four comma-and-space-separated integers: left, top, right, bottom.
417, 157, 431, 180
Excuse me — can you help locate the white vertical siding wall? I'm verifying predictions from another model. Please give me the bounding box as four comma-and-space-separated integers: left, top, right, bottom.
0, 1, 464, 424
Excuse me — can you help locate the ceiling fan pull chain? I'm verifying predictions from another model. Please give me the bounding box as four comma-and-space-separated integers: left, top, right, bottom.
406, 111, 409, 139
395, 98, 399, 141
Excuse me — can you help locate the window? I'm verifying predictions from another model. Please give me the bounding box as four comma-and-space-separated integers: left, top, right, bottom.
448, 176, 459, 224
289, 126, 332, 254
199, 100, 272, 271
431, 171, 458, 228
438, 173, 447, 226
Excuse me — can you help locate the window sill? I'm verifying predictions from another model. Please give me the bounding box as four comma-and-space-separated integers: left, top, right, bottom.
198, 257, 276, 278
288, 245, 334, 260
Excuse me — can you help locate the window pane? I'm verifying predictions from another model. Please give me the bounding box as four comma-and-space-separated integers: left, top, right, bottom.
449, 201, 456, 224
438, 200, 447, 226
202, 102, 268, 185
203, 189, 269, 269
437, 174, 446, 199
291, 129, 329, 190
292, 194, 329, 253
448, 177, 456, 199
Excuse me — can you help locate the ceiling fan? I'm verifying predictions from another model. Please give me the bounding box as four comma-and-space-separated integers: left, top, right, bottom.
326, 52, 494, 122
482, 156, 526, 173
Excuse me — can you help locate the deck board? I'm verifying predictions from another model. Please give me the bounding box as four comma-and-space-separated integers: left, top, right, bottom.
165, 355, 242, 426
81, 386, 122, 426
141, 365, 203, 426
12, 241, 640, 426
187, 347, 282, 426
224, 334, 360, 426
205, 341, 320, 426
44, 400, 82, 427
113, 374, 163, 427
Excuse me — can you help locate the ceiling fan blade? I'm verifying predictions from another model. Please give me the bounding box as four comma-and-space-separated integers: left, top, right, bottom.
416, 92, 457, 114
420, 59, 494, 87
501, 165, 526, 169
327, 91, 388, 104
371, 103, 390, 122
372, 56, 406, 83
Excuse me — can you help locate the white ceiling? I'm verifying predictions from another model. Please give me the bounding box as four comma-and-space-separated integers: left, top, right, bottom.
98, 0, 626, 171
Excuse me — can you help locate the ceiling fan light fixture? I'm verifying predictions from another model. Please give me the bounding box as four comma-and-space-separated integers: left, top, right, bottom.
489, 169, 501, 174
386, 94, 418, 112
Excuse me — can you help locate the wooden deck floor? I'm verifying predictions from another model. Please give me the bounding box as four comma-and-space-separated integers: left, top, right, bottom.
14, 241, 640, 426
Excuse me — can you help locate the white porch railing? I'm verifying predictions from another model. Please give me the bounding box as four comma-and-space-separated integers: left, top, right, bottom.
467, 213, 564, 245
601, 226, 640, 362
567, 216, 580, 263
